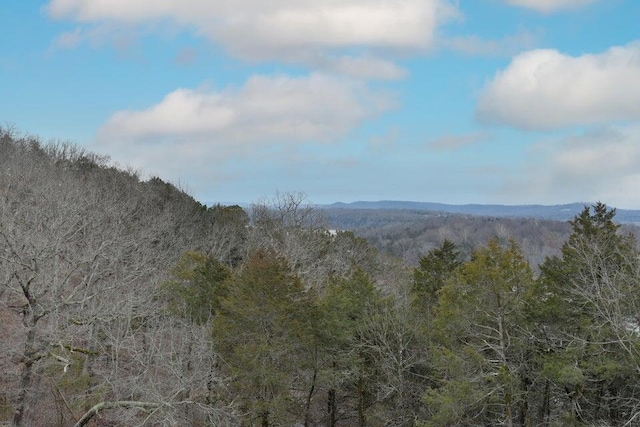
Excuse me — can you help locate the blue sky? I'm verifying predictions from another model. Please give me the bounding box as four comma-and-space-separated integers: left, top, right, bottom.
2, 0, 640, 207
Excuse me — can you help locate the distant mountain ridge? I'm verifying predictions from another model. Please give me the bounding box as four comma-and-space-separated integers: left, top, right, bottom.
321, 201, 640, 224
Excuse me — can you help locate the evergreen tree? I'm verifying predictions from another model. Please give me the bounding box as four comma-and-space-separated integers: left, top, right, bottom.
412, 239, 462, 315
424, 239, 535, 427
212, 250, 315, 426
319, 270, 386, 426
161, 251, 231, 324
533, 203, 640, 426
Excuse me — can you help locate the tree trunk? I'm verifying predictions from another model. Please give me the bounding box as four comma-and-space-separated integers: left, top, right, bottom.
357, 377, 366, 427
539, 379, 550, 427
304, 366, 317, 427
497, 313, 513, 427
518, 374, 532, 427
11, 358, 34, 427
504, 393, 513, 427
12, 320, 41, 427
327, 388, 337, 427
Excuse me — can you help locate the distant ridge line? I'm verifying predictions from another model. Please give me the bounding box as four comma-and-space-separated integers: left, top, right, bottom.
320, 201, 640, 224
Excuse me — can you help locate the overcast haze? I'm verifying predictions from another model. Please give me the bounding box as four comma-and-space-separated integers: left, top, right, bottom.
2, 1, 639, 207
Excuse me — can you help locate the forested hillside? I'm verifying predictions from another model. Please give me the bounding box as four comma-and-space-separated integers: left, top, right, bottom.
323, 208, 640, 268
323, 201, 640, 223
3, 127, 640, 426
323, 209, 568, 267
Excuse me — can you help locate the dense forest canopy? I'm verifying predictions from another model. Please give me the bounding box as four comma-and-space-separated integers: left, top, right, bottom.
323, 208, 640, 269
2, 127, 640, 426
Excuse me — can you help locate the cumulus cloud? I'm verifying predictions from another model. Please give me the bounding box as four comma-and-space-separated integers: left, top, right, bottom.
95, 73, 394, 181
99, 73, 393, 144
477, 43, 640, 130
93, 73, 395, 198
501, 125, 640, 208
47, 0, 457, 62
321, 55, 408, 81
503, 0, 597, 13
49, 23, 143, 57
442, 30, 539, 57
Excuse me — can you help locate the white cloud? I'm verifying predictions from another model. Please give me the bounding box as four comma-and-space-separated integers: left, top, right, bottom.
49, 23, 144, 57
99, 73, 393, 144
95, 73, 395, 182
501, 125, 640, 208
503, 0, 597, 13
264, 50, 408, 80
477, 43, 640, 130
442, 30, 539, 57
47, 0, 457, 61
322, 55, 408, 81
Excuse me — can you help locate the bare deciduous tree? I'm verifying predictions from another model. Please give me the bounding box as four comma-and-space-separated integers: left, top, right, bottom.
0, 131, 234, 426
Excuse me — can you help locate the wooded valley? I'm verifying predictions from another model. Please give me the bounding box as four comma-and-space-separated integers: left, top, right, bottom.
2, 127, 640, 426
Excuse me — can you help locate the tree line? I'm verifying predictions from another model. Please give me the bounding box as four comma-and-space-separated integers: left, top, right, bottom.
2, 127, 640, 426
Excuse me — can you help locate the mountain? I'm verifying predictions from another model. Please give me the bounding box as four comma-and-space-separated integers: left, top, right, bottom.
322, 201, 640, 224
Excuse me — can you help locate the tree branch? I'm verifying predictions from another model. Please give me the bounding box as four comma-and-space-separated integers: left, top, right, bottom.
73, 401, 162, 427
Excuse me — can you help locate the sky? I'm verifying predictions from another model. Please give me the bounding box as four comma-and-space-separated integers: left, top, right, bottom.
1, 1, 640, 208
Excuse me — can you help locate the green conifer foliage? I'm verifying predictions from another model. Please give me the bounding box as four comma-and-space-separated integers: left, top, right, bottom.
534, 204, 640, 425
161, 251, 231, 324
412, 239, 462, 315
319, 271, 386, 426
425, 239, 535, 427
212, 250, 315, 426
